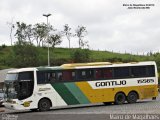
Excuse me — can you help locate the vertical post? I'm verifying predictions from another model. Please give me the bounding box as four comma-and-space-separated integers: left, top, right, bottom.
43, 14, 52, 66
47, 16, 50, 67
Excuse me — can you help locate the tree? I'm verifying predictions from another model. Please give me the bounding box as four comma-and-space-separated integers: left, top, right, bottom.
81, 40, 89, 49
15, 22, 27, 42
7, 19, 15, 46
25, 24, 34, 44
48, 33, 62, 48
14, 22, 33, 45
63, 24, 73, 48
33, 23, 48, 46
75, 26, 88, 48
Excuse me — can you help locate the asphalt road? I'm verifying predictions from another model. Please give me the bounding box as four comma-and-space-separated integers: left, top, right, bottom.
0, 94, 160, 120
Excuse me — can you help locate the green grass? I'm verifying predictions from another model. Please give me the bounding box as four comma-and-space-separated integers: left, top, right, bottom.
0, 46, 156, 69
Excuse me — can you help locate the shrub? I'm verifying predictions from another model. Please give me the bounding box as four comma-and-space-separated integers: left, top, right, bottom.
12, 41, 39, 67
71, 49, 91, 63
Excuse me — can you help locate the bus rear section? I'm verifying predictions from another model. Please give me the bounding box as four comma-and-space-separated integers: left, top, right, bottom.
59, 61, 159, 105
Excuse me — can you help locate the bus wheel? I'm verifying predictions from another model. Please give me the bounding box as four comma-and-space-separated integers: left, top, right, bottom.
127, 92, 138, 103
114, 93, 126, 105
38, 98, 51, 111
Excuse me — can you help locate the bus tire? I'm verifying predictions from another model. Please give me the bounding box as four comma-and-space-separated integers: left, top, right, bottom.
38, 98, 51, 111
114, 92, 126, 105
127, 92, 138, 103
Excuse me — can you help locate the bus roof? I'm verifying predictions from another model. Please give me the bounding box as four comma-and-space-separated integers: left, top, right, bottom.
61, 61, 156, 69
7, 61, 156, 73
8, 68, 37, 73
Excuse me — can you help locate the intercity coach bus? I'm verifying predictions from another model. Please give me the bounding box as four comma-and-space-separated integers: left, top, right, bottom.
3, 61, 159, 111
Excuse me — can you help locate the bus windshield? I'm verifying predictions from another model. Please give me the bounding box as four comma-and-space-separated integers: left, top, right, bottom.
4, 81, 18, 100
4, 72, 34, 100
4, 73, 19, 100
5, 73, 18, 81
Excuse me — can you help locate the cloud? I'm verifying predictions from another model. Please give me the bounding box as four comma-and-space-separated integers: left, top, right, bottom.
0, 0, 160, 53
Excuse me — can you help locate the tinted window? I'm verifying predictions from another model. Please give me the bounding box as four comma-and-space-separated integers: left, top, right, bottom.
37, 71, 51, 84
62, 71, 75, 81
114, 67, 130, 78
48, 72, 56, 82
37, 72, 45, 84
147, 65, 155, 77
18, 72, 34, 81
103, 68, 113, 79
95, 68, 113, 80
37, 70, 76, 83
95, 69, 103, 79
57, 71, 63, 81
131, 66, 147, 77
18, 71, 34, 100
77, 69, 94, 80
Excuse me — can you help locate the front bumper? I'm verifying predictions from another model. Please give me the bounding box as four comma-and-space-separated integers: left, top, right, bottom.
3, 99, 37, 110
3, 102, 26, 110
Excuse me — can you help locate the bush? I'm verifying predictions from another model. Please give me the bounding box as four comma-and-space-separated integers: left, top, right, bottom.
50, 58, 69, 66
2, 44, 6, 48
0, 44, 6, 51
12, 41, 39, 67
71, 49, 91, 63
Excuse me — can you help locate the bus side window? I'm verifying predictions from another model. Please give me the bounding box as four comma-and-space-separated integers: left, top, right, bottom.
82, 71, 86, 79
131, 66, 147, 77
147, 65, 155, 77
114, 67, 130, 79
76, 69, 87, 80
88, 70, 94, 80
49, 72, 56, 83
37, 72, 46, 84
103, 69, 113, 79
62, 71, 73, 81
77, 69, 94, 81
37, 71, 53, 84
57, 72, 62, 81
95, 69, 103, 79
77, 70, 85, 80
72, 71, 76, 80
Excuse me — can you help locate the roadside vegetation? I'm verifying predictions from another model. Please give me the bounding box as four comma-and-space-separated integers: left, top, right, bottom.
0, 45, 158, 69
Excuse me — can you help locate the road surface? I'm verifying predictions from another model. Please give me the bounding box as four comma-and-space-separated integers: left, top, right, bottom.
0, 94, 160, 120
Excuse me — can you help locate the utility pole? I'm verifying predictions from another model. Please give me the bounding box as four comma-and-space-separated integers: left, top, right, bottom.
43, 14, 52, 66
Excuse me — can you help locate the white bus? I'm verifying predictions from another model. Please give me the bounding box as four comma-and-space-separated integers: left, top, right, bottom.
3, 61, 159, 111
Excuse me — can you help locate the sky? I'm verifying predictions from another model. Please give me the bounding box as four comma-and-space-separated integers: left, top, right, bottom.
0, 0, 160, 54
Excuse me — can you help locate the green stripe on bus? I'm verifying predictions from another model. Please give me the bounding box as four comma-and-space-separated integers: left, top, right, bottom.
64, 83, 90, 104
51, 83, 80, 105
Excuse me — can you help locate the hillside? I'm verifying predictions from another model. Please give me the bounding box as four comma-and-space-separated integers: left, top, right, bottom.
0, 45, 156, 70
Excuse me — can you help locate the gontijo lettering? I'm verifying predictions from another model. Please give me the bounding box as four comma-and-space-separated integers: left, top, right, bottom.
95, 80, 126, 87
